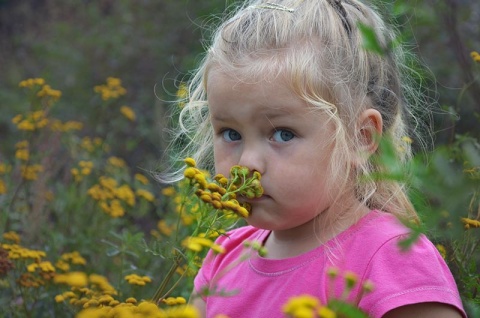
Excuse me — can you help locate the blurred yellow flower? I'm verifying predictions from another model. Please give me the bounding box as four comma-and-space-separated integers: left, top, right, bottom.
19, 78, 45, 88
162, 186, 176, 197
163, 296, 187, 306
120, 105, 136, 121
94, 77, 127, 100
20, 164, 44, 180
436, 244, 447, 259
0, 179, 6, 194
15, 148, 29, 161
108, 156, 127, 168
125, 274, 152, 286
137, 189, 155, 202
37, 84, 62, 100
135, 173, 149, 185
471, 51, 480, 63
3, 231, 20, 244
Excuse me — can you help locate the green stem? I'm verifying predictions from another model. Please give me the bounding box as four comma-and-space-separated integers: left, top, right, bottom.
151, 255, 183, 304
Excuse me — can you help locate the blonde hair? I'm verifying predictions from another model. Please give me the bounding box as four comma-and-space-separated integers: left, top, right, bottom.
162, 0, 429, 221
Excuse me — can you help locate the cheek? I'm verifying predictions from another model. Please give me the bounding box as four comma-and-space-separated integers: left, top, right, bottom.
213, 145, 231, 176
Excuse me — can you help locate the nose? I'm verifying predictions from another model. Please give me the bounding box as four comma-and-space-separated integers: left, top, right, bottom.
237, 143, 265, 174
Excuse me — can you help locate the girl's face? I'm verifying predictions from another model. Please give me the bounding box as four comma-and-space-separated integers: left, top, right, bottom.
207, 69, 357, 237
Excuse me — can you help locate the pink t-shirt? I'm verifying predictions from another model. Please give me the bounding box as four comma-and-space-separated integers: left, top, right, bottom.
194, 210, 466, 317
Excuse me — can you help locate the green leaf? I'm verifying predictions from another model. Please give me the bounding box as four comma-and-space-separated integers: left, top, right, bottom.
358, 23, 385, 55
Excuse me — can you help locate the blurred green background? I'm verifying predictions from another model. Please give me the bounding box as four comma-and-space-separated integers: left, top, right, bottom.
0, 0, 479, 169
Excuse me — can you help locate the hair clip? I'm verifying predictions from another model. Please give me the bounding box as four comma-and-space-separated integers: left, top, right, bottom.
249, 2, 295, 13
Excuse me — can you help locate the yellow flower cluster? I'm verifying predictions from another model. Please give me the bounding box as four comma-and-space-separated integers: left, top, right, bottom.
19, 78, 45, 88
49, 119, 84, 132
283, 295, 336, 318
2, 243, 46, 261
461, 217, 480, 229
12, 110, 49, 131
54, 271, 88, 287
20, 164, 44, 181
471, 51, 480, 63
55, 273, 118, 307
3, 231, 21, 244
15, 140, 30, 161
37, 84, 62, 100
120, 105, 136, 121
27, 261, 56, 273
108, 156, 127, 168
182, 235, 225, 254
94, 77, 127, 100
19, 78, 61, 101
124, 274, 152, 286
71, 160, 94, 182
81, 136, 104, 153
87, 176, 136, 217
76, 301, 199, 318
183, 158, 263, 218
58, 251, 87, 269
135, 173, 150, 185
137, 189, 155, 202
162, 296, 187, 306
436, 244, 447, 260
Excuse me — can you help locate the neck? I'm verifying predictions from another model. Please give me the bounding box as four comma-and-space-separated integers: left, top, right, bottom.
263, 204, 370, 259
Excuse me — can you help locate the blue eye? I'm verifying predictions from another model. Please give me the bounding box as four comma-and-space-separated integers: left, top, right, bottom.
222, 129, 242, 142
272, 129, 295, 142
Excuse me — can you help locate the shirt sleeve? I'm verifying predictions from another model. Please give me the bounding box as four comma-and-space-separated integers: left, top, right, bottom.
359, 234, 466, 318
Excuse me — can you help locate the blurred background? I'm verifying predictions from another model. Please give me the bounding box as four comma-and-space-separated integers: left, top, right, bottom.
0, 0, 479, 170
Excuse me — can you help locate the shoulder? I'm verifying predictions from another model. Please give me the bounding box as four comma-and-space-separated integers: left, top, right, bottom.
350, 212, 466, 318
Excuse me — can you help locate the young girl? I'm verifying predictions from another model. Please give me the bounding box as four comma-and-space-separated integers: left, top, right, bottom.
165, 0, 466, 317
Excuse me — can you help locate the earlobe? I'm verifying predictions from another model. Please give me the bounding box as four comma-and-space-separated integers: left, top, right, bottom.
356, 109, 383, 161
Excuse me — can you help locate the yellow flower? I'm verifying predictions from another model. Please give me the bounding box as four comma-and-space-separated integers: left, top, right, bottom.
19, 78, 45, 88
283, 295, 319, 318
165, 305, 199, 318
163, 296, 187, 306
61, 251, 87, 265
3, 231, 20, 244
15, 148, 29, 161
53, 271, 88, 287
0, 179, 6, 195
108, 156, 127, 168
461, 217, 480, 229
471, 51, 480, 63
37, 84, 62, 100
135, 173, 149, 185
184, 157, 197, 167
120, 105, 136, 121
115, 184, 136, 206
162, 186, 176, 197
136, 189, 155, 202
318, 306, 336, 318
436, 244, 447, 259
125, 297, 137, 304
125, 274, 152, 286
94, 77, 127, 100
20, 164, 44, 180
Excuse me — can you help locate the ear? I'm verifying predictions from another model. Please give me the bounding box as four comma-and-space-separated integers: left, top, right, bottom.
355, 108, 383, 162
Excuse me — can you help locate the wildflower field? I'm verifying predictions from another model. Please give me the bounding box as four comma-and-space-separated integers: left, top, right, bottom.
0, 1, 480, 317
